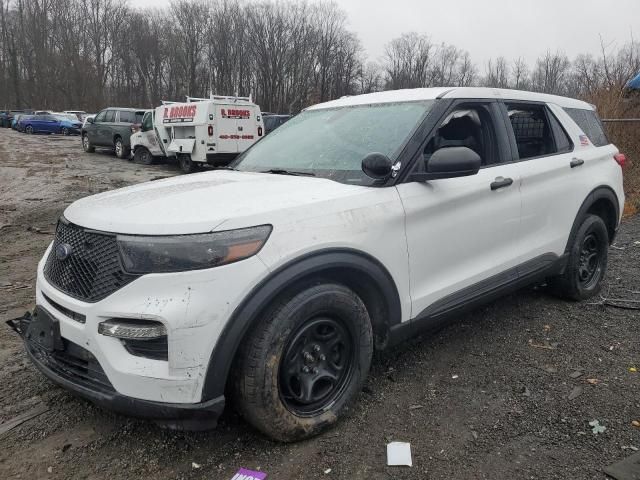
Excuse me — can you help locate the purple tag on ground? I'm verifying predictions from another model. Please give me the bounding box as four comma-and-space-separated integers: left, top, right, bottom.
230, 468, 267, 480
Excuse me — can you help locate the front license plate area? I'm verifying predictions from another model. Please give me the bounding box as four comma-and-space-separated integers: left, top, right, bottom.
25, 306, 63, 352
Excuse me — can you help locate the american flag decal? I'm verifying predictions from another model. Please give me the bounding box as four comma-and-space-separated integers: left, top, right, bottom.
579, 134, 590, 146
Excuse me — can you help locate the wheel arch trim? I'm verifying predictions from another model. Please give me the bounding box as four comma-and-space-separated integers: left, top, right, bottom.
565, 186, 620, 252
200, 248, 402, 401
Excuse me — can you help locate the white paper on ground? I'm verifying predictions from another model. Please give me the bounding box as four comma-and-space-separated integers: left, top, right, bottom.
386, 442, 412, 467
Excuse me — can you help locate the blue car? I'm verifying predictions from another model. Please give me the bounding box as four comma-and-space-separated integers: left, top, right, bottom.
21, 114, 82, 135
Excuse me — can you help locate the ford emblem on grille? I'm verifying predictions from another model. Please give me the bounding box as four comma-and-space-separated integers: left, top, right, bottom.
55, 243, 73, 261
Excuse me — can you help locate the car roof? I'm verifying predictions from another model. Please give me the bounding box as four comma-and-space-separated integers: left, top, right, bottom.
307, 87, 593, 111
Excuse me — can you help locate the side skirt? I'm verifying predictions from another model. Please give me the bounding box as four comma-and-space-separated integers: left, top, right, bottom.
388, 253, 567, 346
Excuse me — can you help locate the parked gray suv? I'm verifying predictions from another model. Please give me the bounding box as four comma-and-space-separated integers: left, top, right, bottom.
82, 108, 146, 158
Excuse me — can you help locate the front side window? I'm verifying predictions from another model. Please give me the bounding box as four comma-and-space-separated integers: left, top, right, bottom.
142, 112, 153, 130
94, 110, 107, 123
506, 103, 558, 160
422, 104, 499, 167
104, 110, 116, 122
235, 101, 434, 185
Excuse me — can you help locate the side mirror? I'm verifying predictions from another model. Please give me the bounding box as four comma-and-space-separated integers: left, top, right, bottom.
86, 117, 94, 124
411, 146, 481, 182
361, 152, 393, 180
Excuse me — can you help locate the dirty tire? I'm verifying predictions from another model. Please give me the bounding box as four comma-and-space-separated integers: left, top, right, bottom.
114, 137, 129, 159
134, 147, 154, 165
25, 125, 33, 134
178, 154, 196, 174
549, 214, 609, 300
61, 127, 70, 136
233, 283, 373, 442
82, 134, 95, 153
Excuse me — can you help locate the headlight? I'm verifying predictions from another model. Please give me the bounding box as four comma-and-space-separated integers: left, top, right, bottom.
117, 225, 272, 274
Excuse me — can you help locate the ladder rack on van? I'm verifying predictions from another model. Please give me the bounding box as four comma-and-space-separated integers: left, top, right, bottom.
185, 94, 253, 103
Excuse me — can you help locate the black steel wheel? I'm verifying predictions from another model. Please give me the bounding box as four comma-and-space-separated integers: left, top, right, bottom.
279, 317, 355, 416
233, 283, 373, 442
134, 147, 154, 165
577, 232, 604, 289
549, 214, 609, 300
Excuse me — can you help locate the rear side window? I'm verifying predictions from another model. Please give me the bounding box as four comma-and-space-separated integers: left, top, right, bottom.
563, 108, 609, 147
118, 111, 134, 123
548, 112, 573, 153
505, 103, 572, 159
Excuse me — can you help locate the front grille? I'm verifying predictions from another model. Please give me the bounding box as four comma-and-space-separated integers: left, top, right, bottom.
44, 219, 138, 302
28, 338, 115, 393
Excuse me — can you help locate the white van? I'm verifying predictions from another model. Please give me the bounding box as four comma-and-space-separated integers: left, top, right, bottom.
136, 95, 264, 173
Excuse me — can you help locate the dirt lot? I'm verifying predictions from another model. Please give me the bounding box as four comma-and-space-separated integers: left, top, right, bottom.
0, 129, 639, 480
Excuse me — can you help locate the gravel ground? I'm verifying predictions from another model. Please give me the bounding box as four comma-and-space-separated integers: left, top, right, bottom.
0, 129, 639, 480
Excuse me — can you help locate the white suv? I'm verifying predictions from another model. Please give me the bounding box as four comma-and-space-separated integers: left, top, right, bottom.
13, 87, 625, 442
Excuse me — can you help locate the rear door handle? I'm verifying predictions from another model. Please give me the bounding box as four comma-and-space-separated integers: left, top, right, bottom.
570, 158, 584, 168
490, 177, 513, 190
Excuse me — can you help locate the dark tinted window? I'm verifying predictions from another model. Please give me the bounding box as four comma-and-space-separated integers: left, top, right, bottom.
118, 110, 134, 123
563, 108, 609, 147
104, 110, 116, 122
506, 103, 556, 159
94, 110, 107, 122
548, 112, 573, 153
135, 112, 145, 123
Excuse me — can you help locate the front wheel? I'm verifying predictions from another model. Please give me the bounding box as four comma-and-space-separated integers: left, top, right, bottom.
61, 127, 70, 136
549, 214, 609, 300
134, 147, 154, 165
82, 134, 95, 153
233, 283, 373, 442
25, 125, 33, 134
178, 153, 196, 173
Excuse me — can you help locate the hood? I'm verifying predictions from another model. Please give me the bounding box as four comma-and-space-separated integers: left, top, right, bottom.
64, 170, 370, 235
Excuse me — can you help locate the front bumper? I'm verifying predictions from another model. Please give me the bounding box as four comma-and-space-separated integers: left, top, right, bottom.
9, 310, 224, 429
12, 242, 270, 427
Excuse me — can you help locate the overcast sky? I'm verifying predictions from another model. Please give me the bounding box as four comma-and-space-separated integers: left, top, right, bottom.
134, 0, 639, 67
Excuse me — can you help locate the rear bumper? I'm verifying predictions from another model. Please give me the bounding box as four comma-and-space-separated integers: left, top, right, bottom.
9, 312, 224, 430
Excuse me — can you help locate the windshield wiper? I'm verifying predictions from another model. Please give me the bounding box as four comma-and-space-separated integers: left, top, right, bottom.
260, 169, 315, 177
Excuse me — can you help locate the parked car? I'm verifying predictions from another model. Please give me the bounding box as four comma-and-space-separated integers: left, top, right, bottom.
81, 107, 146, 158
12, 113, 31, 131
64, 110, 87, 122
11, 87, 624, 442
263, 113, 292, 134
53, 114, 83, 135
1, 110, 28, 128
20, 114, 82, 135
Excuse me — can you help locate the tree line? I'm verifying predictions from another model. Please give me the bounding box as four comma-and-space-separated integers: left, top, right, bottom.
0, 0, 638, 113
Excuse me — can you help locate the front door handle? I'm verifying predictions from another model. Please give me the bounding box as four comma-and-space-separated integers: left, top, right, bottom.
570, 158, 584, 168
490, 177, 513, 190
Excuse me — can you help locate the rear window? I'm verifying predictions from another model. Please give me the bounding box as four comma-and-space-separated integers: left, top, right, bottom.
563, 108, 609, 147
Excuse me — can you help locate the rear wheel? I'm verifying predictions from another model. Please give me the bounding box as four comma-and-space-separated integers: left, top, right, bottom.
61, 127, 70, 136
82, 134, 95, 153
114, 137, 129, 159
549, 214, 609, 300
178, 153, 196, 173
134, 147, 154, 165
25, 125, 33, 134
233, 283, 373, 442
